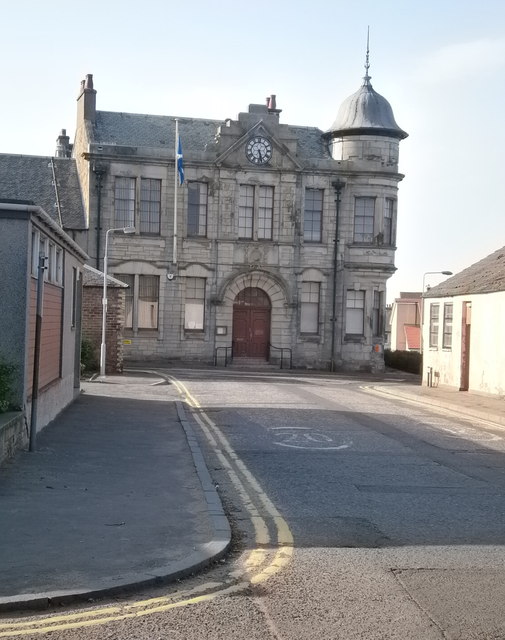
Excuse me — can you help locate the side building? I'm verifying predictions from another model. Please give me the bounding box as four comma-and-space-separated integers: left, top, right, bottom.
0, 200, 87, 459
72, 66, 407, 370
422, 247, 505, 396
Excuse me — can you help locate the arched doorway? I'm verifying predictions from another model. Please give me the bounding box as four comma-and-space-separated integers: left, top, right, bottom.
232, 288, 271, 359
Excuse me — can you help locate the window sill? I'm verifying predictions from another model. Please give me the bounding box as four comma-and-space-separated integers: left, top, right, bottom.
124, 329, 159, 337
299, 334, 321, 343
184, 331, 205, 340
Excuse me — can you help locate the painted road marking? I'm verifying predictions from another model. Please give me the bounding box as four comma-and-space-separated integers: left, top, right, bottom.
270, 426, 352, 450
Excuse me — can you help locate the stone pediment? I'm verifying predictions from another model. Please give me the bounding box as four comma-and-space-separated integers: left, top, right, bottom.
215, 120, 303, 171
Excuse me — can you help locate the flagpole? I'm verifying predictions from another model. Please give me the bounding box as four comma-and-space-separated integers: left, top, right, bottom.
173, 118, 178, 265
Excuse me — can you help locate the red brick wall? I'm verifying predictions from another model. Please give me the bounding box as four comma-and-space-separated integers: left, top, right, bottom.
27, 280, 63, 396
82, 286, 125, 374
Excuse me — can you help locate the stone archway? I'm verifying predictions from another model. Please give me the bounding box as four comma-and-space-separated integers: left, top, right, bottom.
232, 288, 271, 359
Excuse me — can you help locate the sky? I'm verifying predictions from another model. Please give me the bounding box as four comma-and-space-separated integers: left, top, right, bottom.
2, 0, 505, 302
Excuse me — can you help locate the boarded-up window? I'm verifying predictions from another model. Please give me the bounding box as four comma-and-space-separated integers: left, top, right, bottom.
138, 276, 159, 329
301, 282, 320, 334
346, 290, 365, 335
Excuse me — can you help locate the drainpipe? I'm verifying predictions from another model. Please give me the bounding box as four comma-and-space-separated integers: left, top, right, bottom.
30, 253, 47, 451
330, 179, 345, 372
92, 164, 107, 269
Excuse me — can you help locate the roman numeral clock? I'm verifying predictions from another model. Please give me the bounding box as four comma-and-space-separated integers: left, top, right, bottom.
246, 136, 272, 165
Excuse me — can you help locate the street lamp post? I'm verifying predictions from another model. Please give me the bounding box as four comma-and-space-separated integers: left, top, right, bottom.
422, 270, 453, 297
330, 179, 345, 372
100, 226, 135, 377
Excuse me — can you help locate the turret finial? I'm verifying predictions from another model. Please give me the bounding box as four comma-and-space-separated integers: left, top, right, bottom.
364, 26, 371, 85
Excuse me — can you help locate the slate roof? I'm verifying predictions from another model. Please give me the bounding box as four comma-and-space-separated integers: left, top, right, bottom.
93, 112, 331, 160
425, 246, 505, 298
0, 154, 86, 230
94, 112, 220, 150
82, 264, 129, 288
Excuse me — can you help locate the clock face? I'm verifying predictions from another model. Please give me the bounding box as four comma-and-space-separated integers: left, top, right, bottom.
246, 136, 272, 165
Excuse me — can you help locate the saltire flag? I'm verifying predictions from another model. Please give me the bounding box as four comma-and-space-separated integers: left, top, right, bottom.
177, 136, 184, 185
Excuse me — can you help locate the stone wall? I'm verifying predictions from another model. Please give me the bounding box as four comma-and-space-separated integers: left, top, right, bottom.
0, 412, 26, 467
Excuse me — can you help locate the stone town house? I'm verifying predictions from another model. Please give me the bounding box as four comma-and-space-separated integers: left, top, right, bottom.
70, 67, 407, 371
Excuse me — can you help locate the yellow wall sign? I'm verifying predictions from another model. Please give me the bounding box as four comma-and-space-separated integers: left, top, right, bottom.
123, 339, 132, 345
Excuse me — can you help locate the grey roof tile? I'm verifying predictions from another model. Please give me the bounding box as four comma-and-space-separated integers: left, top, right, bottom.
83, 264, 129, 288
425, 246, 505, 297
94, 112, 220, 150
0, 154, 86, 229
94, 112, 331, 159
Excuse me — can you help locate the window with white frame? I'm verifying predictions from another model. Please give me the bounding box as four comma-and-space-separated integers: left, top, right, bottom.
55, 248, 63, 285
442, 303, 453, 349
48, 243, 56, 282
258, 186, 273, 240
346, 290, 365, 335
372, 290, 383, 336
354, 197, 375, 243
114, 177, 136, 227
304, 188, 323, 242
31, 230, 39, 276
300, 282, 320, 334
238, 185, 254, 238
187, 181, 208, 237
39, 235, 48, 281
139, 178, 161, 234
384, 198, 395, 245
429, 303, 440, 348
184, 277, 206, 331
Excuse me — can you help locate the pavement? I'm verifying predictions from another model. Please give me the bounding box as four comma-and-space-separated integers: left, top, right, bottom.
0, 367, 504, 612
0, 371, 230, 612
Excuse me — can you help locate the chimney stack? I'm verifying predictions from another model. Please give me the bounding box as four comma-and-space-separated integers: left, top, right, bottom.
77, 73, 97, 123
266, 94, 282, 118
55, 129, 72, 158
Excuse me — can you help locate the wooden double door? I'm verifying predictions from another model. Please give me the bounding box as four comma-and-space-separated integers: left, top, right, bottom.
232, 288, 271, 359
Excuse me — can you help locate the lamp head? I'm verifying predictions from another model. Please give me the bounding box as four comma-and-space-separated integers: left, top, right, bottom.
441, 270, 453, 276
122, 226, 136, 234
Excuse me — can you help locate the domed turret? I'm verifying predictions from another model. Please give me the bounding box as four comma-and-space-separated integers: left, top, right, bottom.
328, 75, 407, 140
326, 45, 408, 164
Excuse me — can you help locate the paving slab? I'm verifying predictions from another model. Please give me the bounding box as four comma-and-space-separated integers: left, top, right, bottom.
0, 372, 230, 611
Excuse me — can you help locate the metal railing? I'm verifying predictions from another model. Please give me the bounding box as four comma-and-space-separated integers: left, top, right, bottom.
269, 343, 292, 370
214, 345, 233, 367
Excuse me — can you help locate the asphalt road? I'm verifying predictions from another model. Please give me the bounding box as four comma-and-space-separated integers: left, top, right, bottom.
4, 369, 505, 639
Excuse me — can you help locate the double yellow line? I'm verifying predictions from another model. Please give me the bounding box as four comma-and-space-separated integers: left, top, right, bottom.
168, 375, 294, 585
0, 373, 293, 637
